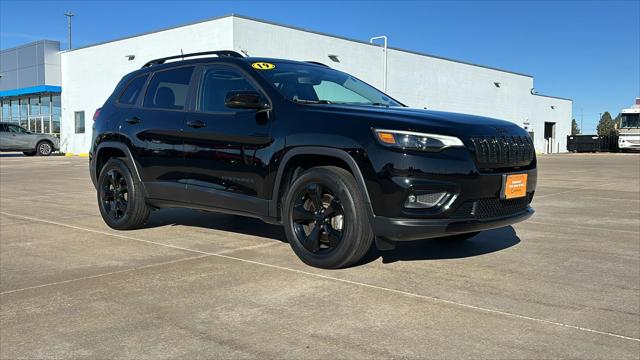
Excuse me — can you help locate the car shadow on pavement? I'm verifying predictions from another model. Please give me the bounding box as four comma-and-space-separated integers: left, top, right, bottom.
144, 208, 288, 242
144, 208, 520, 265
362, 226, 520, 265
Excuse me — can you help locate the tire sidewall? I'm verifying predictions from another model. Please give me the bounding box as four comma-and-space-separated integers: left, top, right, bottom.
97, 158, 140, 229
284, 168, 365, 268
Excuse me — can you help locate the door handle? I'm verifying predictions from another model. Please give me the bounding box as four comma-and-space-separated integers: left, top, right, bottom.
125, 117, 141, 125
187, 120, 206, 128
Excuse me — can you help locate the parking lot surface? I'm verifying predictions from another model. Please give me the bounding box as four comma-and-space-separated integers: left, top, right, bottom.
1, 153, 639, 359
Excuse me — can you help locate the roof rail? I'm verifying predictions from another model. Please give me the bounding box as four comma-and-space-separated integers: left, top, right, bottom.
142, 50, 244, 68
305, 61, 330, 68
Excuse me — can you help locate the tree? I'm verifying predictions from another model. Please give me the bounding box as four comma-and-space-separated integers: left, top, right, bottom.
571, 119, 581, 135
596, 112, 618, 136
613, 114, 622, 129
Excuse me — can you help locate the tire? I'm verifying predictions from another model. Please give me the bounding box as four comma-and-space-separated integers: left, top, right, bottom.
283, 166, 373, 269
23, 151, 37, 156
97, 158, 150, 230
35, 141, 53, 156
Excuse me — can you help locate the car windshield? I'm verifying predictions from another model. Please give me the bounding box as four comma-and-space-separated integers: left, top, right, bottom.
254, 62, 402, 107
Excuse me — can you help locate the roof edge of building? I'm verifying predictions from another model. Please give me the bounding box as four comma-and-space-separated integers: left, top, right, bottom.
0, 85, 62, 98
61, 14, 533, 78
533, 93, 573, 102
232, 15, 534, 78
1, 40, 61, 54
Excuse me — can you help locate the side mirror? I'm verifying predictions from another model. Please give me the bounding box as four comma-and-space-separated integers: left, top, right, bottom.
225, 90, 268, 110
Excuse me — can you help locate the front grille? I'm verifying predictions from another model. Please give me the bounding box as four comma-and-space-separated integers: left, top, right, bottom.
470, 136, 535, 170
451, 194, 533, 220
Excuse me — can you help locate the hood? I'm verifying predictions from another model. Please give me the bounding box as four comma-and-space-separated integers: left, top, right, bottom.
304, 104, 527, 138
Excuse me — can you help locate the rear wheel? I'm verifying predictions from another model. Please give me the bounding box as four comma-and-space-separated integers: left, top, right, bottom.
36, 141, 53, 156
97, 158, 150, 230
283, 166, 373, 269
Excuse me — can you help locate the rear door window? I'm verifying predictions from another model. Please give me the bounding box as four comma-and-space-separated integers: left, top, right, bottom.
119, 75, 148, 105
143, 66, 194, 110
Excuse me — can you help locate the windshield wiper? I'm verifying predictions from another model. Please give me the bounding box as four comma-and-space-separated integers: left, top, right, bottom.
293, 99, 332, 105
367, 102, 390, 107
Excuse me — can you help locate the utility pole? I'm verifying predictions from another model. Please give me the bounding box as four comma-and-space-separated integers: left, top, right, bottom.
64, 11, 74, 50
580, 108, 583, 134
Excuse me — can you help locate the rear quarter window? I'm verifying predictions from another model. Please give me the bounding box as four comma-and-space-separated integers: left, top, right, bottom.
118, 75, 148, 105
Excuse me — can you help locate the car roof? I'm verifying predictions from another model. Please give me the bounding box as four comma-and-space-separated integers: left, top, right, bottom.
132, 56, 328, 75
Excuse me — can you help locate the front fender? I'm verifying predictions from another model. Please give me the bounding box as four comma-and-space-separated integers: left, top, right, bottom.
269, 146, 374, 219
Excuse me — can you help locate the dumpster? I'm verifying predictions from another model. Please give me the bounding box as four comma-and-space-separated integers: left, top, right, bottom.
567, 135, 620, 152
567, 135, 602, 152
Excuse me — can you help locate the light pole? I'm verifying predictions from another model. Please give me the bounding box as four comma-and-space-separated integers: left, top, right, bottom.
64, 11, 74, 50
369, 35, 388, 92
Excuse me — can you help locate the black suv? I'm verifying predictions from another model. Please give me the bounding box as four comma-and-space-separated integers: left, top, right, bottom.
90, 50, 536, 268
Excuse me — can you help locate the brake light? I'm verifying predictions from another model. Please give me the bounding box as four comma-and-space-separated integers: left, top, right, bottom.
93, 108, 102, 121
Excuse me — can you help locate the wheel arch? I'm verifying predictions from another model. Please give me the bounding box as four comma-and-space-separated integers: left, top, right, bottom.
92, 141, 144, 191
269, 147, 373, 219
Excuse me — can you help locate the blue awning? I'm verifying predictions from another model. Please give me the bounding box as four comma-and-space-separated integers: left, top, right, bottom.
0, 85, 62, 98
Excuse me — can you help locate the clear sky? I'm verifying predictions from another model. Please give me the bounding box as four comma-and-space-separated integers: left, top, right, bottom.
1, 0, 638, 133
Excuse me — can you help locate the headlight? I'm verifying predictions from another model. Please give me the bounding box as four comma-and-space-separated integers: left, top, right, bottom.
373, 129, 464, 152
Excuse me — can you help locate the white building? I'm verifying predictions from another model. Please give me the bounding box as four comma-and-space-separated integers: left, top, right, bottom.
7, 14, 573, 154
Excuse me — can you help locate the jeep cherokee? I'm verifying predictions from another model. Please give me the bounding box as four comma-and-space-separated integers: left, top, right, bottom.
90, 50, 536, 269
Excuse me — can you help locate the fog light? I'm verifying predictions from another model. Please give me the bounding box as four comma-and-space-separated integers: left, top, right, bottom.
404, 192, 448, 209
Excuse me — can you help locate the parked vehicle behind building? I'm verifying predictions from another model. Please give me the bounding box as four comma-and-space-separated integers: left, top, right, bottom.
618, 98, 640, 151
0, 122, 59, 156
90, 51, 537, 268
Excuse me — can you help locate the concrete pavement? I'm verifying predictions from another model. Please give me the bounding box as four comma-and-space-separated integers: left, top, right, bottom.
1, 153, 638, 359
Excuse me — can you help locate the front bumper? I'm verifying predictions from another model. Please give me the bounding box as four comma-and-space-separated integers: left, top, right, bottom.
372, 207, 534, 241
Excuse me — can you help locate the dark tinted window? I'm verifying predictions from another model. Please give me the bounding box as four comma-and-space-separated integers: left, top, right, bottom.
75, 111, 85, 134
144, 67, 194, 110
119, 75, 148, 105
0, 124, 7, 132
7, 125, 27, 133
200, 67, 257, 113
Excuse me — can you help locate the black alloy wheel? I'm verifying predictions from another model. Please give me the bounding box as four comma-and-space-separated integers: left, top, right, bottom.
283, 166, 373, 269
96, 158, 150, 230
99, 169, 129, 221
291, 183, 345, 254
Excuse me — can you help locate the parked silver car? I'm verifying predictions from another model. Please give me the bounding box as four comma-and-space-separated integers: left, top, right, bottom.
0, 123, 60, 156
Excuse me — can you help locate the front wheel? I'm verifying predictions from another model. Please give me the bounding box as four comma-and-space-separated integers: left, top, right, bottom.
97, 158, 150, 230
36, 141, 53, 156
283, 166, 373, 269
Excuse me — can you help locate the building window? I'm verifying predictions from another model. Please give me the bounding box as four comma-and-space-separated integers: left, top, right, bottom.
1, 100, 8, 121
41, 95, 51, 116
52, 95, 61, 134
10, 100, 19, 122
74, 111, 85, 134
29, 96, 40, 117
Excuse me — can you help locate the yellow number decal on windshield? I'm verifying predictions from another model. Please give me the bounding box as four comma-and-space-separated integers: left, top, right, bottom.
251, 62, 276, 70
